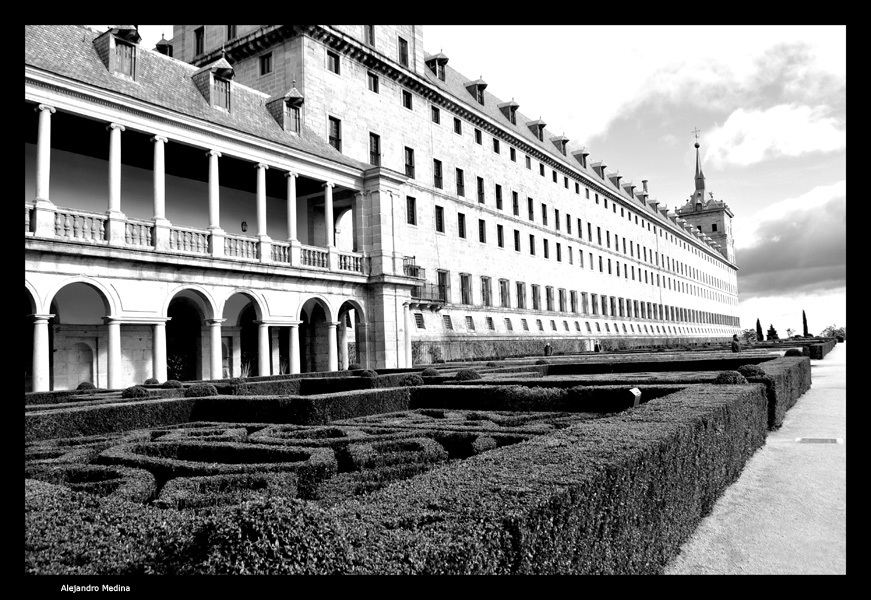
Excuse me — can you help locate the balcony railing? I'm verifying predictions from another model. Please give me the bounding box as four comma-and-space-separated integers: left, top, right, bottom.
55, 209, 106, 243
301, 244, 329, 268
225, 235, 258, 260
271, 241, 291, 264
125, 220, 154, 247
403, 256, 425, 279
412, 283, 447, 303
170, 226, 209, 254
338, 251, 363, 273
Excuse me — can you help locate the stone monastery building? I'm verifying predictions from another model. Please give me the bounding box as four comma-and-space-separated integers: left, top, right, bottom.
25, 25, 741, 392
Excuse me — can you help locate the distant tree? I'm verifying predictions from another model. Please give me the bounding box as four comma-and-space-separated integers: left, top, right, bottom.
756, 319, 764, 342
819, 324, 846, 339
802, 310, 809, 337
767, 324, 779, 340
742, 328, 758, 344
786, 327, 795, 338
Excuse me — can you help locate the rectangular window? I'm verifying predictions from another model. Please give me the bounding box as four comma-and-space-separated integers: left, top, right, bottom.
433, 159, 443, 188
194, 27, 204, 55
497, 224, 504, 248
456, 169, 465, 196
607, 231, 611, 248
599, 256, 603, 272
582, 292, 589, 314
712, 223, 718, 232
591, 294, 599, 315
528, 198, 534, 221
115, 40, 135, 78
588, 223, 592, 240
414, 313, 425, 328
552, 170, 558, 183
532, 285, 541, 310
460, 274, 472, 304
213, 77, 231, 110
369, 132, 380, 166
514, 229, 521, 251
500, 279, 510, 308
526, 155, 532, 169
259, 53, 272, 76
512, 192, 520, 216
608, 259, 612, 275
556, 243, 562, 262
564, 176, 569, 189
579, 249, 584, 268
431, 106, 440, 124
505, 318, 513, 331
477, 177, 485, 203
454, 117, 462, 134
543, 239, 549, 259
568, 245, 573, 264
517, 282, 526, 309
404, 147, 415, 178
578, 218, 582, 239
566, 215, 572, 234
540, 164, 545, 177
510, 147, 516, 162
288, 105, 300, 134
555, 209, 561, 231
537, 319, 544, 331
529, 234, 536, 256
486, 317, 495, 331
227, 25, 237, 40
402, 90, 412, 109
481, 276, 492, 306
365, 25, 375, 46
475, 129, 482, 144
458, 213, 466, 239
522, 318, 529, 331
542, 204, 548, 226
398, 37, 409, 67
406, 196, 417, 225
478, 219, 486, 243
367, 71, 379, 93
575, 182, 580, 194
443, 314, 453, 330
495, 185, 503, 210
438, 270, 450, 302
546, 286, 554, 311
328, 117, 342, 152
327, 50, 340, 74
570, 291, 578, 313
597, 227, 602, 245
559, 289, 567, 312
493, 138, 500, 153
435, 206, 444, 233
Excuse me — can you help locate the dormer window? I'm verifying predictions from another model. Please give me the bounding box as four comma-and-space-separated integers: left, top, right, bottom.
94, 26, 141, 82
266, 86, 304, 133
192, 57, 235, 112
465, 78, 488, 106
288, 105, 300, 134
527, 119, 546, 142
552, 136, 569, 156
425, 53, 449, 82
498, 100, 519, 125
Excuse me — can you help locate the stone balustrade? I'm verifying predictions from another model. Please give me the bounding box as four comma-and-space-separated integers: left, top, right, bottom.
54, 209, 106, 243
301, 244, 329, 269
224, 235, 259, 260
124, 220, 154, 247
169, 226, 210, 254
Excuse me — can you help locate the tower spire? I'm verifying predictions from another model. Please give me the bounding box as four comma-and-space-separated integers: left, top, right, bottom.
692, 128, 706, 203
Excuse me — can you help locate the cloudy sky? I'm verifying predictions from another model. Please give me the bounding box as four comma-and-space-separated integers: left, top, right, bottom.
103, 25, 846, 337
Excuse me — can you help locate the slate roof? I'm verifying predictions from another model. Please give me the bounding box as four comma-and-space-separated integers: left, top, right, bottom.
24, 25, 369, 172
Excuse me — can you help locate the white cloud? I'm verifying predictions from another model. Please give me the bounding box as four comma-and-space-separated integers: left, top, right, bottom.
734, 179, 846, 248
705, 105, 845, 167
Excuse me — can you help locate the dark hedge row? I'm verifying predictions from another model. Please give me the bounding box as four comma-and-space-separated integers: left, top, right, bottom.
155, 472, 299, 510
25, 388, 117, 407
753, 357, 812, 429
26, 389, 412, 443
807, 339, 836, 359
409, 384, 685, 413
545, 356, 776, 376
24, 464, 156, 504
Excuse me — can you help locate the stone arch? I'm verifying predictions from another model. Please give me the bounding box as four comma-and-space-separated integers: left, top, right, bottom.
45, 277, 117, 320
337, 299, 367, 369
162, 284, 217, 321
223, 291, 268, 378
299, 296, 336, 373
165, 289, 212, 382
334, 207, 354, 252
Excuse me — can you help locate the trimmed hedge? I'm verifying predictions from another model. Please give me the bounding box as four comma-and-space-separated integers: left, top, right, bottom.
753, 357, 811, 429
25, 464, 156, 504
155, 472, 299, 510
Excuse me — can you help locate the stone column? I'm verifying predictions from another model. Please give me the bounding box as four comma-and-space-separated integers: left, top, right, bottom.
356, 322, 369, 369
105, 318, 122, 390
256, 163, 271, 263
339, 315, 349, 370
31, 314, 54, 392
286, 172, 301, 266
258, 322, 271, 376
326, 321, 338, 371
289, 323, 300, 374
207, 319, 225, 380
207, 150, 225, 257
106, 123, 127, 245
153, 321, 167, 383
323, 182, 335, 247
33, 105, 57, 237
352, 191, 365, 253
403, 302, 413, 367
151, 136, 171, 251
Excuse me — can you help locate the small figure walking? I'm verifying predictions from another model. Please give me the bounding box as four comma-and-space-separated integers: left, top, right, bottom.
544, 342, 553, 357
594, 342, 601, 353
731, 334, 741, 353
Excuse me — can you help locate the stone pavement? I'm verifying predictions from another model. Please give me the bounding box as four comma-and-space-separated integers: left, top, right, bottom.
665, 343, 846, 575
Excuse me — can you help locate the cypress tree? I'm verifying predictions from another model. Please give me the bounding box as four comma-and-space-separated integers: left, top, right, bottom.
756, 318, 764, 342
802, 310, 809, 337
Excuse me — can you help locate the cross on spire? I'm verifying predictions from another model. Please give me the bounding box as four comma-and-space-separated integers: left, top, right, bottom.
691, 127, 701, 141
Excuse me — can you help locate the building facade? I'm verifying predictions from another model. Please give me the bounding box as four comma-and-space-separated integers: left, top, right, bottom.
25, 25, 741, 392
